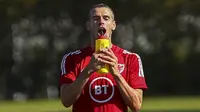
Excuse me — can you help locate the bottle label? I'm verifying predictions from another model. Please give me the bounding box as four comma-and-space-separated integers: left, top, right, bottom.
95, 39, 110, 52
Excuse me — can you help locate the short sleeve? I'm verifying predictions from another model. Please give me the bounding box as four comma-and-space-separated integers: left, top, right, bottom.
128, 54, 148, 90
59, 52, 77, 87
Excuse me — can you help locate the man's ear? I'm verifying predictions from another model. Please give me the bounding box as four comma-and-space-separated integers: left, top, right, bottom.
86, 21, 90, 31
112, 21, 116, 31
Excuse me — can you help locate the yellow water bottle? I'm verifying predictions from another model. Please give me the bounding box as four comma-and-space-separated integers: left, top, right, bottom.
95, 35, 110, 74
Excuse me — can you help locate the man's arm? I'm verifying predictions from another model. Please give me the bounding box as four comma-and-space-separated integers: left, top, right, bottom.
60, 53, 100, 108
60, 67, 91, 107
113, 74, 143, 112
98, 48, 146, 112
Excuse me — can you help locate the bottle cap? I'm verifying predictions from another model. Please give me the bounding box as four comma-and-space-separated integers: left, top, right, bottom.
98, 36, 106, 39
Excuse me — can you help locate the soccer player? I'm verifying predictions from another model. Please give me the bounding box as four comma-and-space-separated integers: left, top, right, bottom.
59, 3, 148, 112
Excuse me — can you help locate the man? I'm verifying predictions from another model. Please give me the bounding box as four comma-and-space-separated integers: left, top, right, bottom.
59, 3, 148, 112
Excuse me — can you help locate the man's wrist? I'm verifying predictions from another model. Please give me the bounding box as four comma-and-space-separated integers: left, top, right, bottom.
82, 67, 94, 77
113, 72, 121, 80
87, 69, 95, 75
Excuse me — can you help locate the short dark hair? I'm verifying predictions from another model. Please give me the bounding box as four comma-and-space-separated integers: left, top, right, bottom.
88, 3, 115, 20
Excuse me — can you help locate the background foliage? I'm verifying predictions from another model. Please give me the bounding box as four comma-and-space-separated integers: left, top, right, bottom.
0, 0, 200, 101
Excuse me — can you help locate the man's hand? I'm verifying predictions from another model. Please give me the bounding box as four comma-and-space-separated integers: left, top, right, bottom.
85, 52, 104, 75
96, 48, 120, 76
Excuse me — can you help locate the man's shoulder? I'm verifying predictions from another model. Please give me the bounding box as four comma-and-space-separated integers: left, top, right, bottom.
62, 46, 90, 60
113, 45, 141, 61
122, 49, 140, 58
116, 46, 140, 58
62, 49, 82, 59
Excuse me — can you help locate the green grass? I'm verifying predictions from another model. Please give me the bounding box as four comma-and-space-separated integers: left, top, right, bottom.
142, 96, 200, 111
0, 96, 200, 112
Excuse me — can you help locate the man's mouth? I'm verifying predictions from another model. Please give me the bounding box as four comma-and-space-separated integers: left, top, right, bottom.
98, 28, 106, 36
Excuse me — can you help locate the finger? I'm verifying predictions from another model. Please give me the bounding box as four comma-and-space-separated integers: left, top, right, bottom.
98, 58, 116, 67
97, 56, 117, 67
98, 54, 116, 63
89, 53, 101, 69
92, 53, 100, 61
101, 48, 118, 61
93, 62, 102, 70
107, 48, 114, 54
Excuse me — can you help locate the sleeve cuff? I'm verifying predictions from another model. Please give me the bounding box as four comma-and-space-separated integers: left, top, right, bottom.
59, 74, 76, 87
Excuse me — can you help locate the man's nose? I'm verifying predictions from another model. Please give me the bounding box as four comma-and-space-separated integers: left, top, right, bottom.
98, 17, 105, 26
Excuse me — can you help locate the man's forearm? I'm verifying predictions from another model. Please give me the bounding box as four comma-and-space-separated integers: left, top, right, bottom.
60, 68, 90, 107
114, 74, 143, 112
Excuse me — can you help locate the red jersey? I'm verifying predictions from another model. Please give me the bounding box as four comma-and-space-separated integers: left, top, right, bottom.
60, 45, 148, 112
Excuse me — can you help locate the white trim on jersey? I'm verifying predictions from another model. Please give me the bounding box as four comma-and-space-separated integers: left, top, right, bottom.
60, 50, 82, 75
61, 52, 72, 75
123, 50, 145, 77
136, 54, 145, 77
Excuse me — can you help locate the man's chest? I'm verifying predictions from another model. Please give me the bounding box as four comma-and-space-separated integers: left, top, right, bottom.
80, 54, 129, 103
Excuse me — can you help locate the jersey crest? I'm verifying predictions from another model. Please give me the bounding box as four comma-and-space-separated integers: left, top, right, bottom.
118, 64, 125, 73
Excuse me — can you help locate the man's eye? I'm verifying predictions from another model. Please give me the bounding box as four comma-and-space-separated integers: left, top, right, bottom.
104, 16, 110, 20
94, 18, 99, 20
93, 18, 99, 21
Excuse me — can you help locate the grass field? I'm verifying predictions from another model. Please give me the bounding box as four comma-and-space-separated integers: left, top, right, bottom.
0, 96, 200, 112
